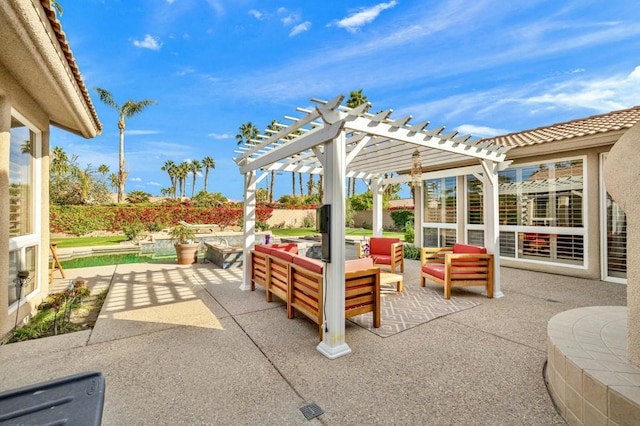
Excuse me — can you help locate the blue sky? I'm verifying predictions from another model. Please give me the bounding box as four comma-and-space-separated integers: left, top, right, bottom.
51, 0, 640, 201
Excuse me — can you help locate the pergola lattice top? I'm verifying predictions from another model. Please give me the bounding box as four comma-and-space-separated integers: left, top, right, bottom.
235, 95, 511, 179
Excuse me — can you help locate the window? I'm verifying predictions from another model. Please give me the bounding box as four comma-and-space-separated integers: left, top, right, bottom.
423, 177, 457, 246
8, 111, 41, 308
9, 120, 34, 236
496, 158, 586, 266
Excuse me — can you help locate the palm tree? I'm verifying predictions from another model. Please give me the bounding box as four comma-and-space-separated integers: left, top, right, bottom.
108, 173, 119, 193
97, 164, 110, 176
161, 160, 176, 198
236, 121, 259, 146
346, 90, 369, 197
95, 87, 157, 203
50, 1, 63, 16
202, 156, 215, 192
177, 161, 189, 199
189, 159, 202, 198
265, 120, 281, 202
50, 146, 70, 178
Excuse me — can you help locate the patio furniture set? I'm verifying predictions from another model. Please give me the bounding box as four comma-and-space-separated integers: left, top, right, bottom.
249, 237, 494, 337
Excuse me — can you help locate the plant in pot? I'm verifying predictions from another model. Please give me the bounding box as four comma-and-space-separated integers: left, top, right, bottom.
169, 224, 199, 265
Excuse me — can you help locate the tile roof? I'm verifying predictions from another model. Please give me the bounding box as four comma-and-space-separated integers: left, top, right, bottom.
483, 105, 640, 148
40, 0, 102, 133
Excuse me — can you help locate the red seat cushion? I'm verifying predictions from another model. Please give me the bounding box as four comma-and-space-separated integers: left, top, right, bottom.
292, 255, 323, 274
452, 243, 487, 254
345, 257, 374, 272
423, 264, 445, 280
372, 255, 391, 265
369, 237, 400, 256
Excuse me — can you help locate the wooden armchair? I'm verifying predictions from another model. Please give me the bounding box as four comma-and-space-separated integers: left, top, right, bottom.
356, 237, 404, 273
420, 243, 494, 299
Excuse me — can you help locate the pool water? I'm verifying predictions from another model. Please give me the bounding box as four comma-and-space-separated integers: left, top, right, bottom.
60, 252, 178, 269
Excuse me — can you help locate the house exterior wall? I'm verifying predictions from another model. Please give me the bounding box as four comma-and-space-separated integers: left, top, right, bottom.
0, 64, 52, 337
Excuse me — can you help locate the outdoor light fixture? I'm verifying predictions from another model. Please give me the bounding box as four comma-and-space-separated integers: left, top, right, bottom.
13, 271, 31, 332
411, 148, 422, 185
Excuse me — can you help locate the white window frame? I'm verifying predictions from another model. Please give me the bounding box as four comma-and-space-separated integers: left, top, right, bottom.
497, 155, 588, 270
8, 108, 42, 313
422, 176, 459, 246
599, 153, 627, 284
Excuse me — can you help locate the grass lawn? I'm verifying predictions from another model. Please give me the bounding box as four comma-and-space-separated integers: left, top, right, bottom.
50, 228, 405, 248
51, 235, 128, 248
271, 227, 404, 240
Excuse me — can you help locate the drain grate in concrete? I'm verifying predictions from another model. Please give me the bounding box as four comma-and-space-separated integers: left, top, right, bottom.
300, 403, 324, 420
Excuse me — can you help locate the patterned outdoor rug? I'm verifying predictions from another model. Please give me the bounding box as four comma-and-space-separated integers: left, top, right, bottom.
349, 285, 480, 338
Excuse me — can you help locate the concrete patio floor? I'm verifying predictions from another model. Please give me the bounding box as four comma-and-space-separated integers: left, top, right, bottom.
0, 258, 627, 425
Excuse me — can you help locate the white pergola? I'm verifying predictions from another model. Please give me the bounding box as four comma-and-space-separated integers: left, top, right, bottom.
235, 95, 511, 359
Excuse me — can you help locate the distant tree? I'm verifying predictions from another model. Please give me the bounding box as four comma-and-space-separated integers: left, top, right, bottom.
97, 164, 109, 176
50, 1, 63, 16
161, 160, 176, 198
265, 120, 280, 202
236, 121, 259, 146
108, 173, 119, 193
177, 161, 189, 199
201, 156, 215, 192
189, 159, 202, 198
346, 89, 369, 197
126, 190, 152, 204
95, 87, 157, 203
191, 190, 227, 207
49, 147, 110, 205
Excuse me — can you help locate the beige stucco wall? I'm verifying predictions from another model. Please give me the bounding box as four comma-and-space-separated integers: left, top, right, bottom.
266, 209, 316, 228
604, 123, 639, 364
352, 210, 400, 230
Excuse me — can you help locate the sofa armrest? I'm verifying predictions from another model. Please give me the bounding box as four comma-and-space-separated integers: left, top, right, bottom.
420, 247, 453, 266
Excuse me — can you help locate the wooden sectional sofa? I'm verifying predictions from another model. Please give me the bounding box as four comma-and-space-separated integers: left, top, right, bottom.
420, 243, 494, 299
250, 243, 381, 339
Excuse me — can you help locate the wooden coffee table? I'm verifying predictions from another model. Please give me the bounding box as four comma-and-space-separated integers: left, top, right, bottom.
380, 271, 403, 292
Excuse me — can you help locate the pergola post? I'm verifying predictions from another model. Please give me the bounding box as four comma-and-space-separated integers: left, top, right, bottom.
481, 159, 503, 298
317, 131, 351, 359
240, 171, 257, 291
413, 181, 423, 247
372, 176, 384, 237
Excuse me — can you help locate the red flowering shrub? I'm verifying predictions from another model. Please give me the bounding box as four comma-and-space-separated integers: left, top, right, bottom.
50, 203, 274, 234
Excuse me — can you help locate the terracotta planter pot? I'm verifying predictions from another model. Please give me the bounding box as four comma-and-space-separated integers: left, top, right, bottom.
174, 243, 199, 265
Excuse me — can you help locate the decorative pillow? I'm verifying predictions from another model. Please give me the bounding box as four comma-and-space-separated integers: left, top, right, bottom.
360, 240, 370, 258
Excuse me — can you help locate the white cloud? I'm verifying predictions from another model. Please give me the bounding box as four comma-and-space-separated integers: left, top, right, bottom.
249, 9, 263, 20
125, 130, 161, 135
456, 124, 510, 138
290, 22, 311, 37
166, 0, 175, 3
525, 65, 640, 112
132, 34, 162, 51
281, 12, 300, 26
148, 181, 163, 187
333, 1, 398, 33
130, 177, 142, 182
205, 0, 224, 16
175, 66, 195, 77
208, 132, 232, 139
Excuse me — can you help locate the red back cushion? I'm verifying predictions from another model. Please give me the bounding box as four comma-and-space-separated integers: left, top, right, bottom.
453, 243, 487, 254
254, 244, 272, 254
270, 249, 294, 263
268, 243, 298, 253
345, 257, 374, 272
369, 237, 400, 256
292, 255, 324, 274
